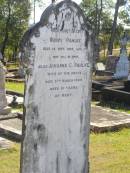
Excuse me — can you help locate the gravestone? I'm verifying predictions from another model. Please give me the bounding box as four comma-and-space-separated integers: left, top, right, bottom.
113, 49, 129, 79
0, 61, 11, 115
113, 34, 129, 79
106, 55, 119, 73
20, 1, 94, 173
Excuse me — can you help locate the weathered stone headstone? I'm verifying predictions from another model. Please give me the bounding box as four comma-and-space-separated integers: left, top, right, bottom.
106, 55, 119, 73
113, 34, 129, 79
113, 50, 129, 79
0, 60, 11, 115
20, 1, 93, 173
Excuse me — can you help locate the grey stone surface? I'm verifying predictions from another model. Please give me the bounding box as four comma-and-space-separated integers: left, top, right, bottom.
20, 1, 93, 173
0, 121, 22, 142
0, 113, 18, 120
91, 105, 130, 132
0, 61, 11, 115
0, 118, 22, 131
0, 137, 13, 149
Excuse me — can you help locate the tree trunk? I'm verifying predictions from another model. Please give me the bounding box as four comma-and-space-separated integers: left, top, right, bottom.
1, 1, 11, 61
108, 0, 125, 55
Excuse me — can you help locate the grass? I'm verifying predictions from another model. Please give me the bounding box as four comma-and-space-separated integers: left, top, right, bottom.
3, 66, 130, 172
90, 129, 130, 173
0, 144, 20, 173
1, 129, 130, 173
5, 81, 24, 113
99, 47, 130, 63
6, 63, 19, 70
5, 81, 24, 94
93, 101, 130, 114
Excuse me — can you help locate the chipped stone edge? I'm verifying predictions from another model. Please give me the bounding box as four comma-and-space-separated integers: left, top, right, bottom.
19, 0, 94, 53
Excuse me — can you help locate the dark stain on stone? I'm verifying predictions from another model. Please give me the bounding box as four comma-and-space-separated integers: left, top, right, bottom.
37, 124, 48, 144
83, 144, 86, 150
82, 164, 87, 173
32, 106, 39, 117
82, 159, 87, 173
56, 153, 60, 173
37, 124, 45, 132
34, 30, 40, 37
85, 31, 89, 48
67, 156, 71, 173
34, 143, 37, 151
33, 146, 39, 173
29, 84, 34, 95
33, 124, 37, 130
80, 103, 84, 132
60, 21, 64, 31
68, 128, 71, 134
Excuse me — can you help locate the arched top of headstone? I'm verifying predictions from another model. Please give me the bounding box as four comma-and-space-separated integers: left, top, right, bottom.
20, 0, 93, 49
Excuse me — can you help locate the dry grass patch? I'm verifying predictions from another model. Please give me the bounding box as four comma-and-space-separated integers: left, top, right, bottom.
90, 129, 130, 173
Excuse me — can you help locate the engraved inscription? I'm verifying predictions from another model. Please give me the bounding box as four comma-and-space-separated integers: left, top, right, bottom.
36, 31, 90, 98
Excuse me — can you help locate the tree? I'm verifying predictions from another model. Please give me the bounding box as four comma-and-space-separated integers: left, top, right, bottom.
0, 0, 30, 61
81, 0, 103, 36
118, 1, 130, 26
32, 0, 45, 24
81, 0, 114, 59
81, 0, 127, 58
107, 0, 127, 55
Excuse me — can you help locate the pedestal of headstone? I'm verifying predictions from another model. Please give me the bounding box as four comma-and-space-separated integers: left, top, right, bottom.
113, 50, 129, 79
0, 61, 11, 115
20, 1, 93, 173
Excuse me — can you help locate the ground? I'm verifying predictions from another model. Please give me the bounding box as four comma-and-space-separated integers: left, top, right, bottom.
0, 129, 130, 173
2, 66, 130, 173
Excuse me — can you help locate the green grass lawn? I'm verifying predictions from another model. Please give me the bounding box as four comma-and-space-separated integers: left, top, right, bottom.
90, 129, 130, 173
6, 63, 19, 70
1, 129, 130, 173
0, 144, 20, 173
5, 81, 24, 94
92, 101, 130, 114
99, 47, 130, 62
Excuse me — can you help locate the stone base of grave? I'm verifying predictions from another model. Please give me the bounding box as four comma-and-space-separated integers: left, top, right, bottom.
0, 106, 11, 115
